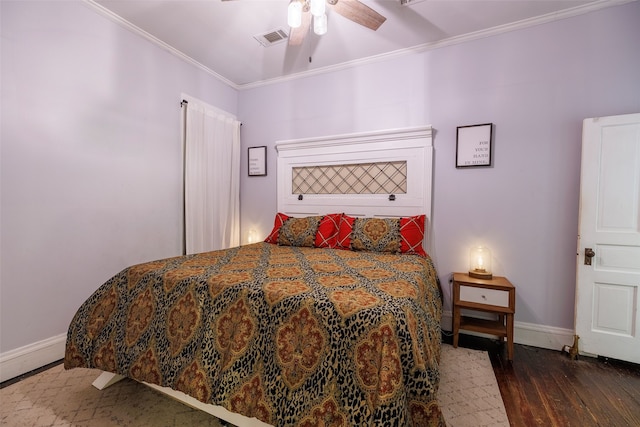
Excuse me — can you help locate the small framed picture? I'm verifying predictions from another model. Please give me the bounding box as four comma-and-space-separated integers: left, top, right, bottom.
456, 123, 493, 168
248, 146, 267, 176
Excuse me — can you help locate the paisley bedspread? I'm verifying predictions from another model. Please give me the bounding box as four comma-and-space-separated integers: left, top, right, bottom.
65, 243, 444, 426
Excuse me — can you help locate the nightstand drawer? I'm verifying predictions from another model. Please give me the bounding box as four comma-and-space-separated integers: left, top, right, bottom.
459, 285, 509, 307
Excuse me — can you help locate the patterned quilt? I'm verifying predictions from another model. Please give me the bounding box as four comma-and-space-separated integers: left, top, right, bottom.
65, 243, 444, 426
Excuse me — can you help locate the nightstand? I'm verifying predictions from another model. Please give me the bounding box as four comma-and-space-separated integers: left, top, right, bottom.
452, 272, 516, 360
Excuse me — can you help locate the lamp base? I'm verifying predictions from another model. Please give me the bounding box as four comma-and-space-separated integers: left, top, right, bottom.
469, 270, 493, 280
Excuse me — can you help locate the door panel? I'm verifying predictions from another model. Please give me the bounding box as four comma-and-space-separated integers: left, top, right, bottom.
597, 245, 640, 271
592, 282, 636, 336
597, 125, 640, 231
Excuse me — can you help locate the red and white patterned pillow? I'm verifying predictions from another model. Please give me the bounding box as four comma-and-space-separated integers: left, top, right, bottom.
336, 214, 355, 250
264, 212, 290, 244
314, 213, 342, 248
399, 214, 427, 257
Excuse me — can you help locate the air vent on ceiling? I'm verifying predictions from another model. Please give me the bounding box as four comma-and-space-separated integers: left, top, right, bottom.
399, 0, 426, 5
254, 28, 289, 47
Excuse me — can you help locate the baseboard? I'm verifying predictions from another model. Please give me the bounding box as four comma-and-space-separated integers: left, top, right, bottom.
441, 311, 575, 352
0, 316, 576, 383
0, 333, 66, 383
513, 320, 577, 351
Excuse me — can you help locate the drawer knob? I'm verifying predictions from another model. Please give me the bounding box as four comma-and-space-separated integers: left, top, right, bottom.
482, 295, 487, 299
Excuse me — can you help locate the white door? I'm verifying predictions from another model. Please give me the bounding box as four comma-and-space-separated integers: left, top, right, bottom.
576, 113, 640, 364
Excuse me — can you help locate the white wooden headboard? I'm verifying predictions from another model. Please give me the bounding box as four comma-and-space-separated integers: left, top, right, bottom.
275, 126, 434, 249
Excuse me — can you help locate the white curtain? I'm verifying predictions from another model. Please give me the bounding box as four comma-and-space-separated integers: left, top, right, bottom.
183, 100, 241, 254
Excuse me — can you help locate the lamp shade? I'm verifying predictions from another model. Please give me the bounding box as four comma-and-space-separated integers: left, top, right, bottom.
310, 0, 326, 17
469, 246, 492, 279
288, 1, 302, 28
314, 13, 327, 35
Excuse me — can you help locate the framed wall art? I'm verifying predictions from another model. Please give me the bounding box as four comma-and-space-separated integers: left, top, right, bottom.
456, 123, 493, 168
248, 146, 267, 176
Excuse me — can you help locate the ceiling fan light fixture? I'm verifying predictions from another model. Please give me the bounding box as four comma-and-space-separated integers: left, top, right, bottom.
314, 13, 327, 35
287, 0, 385, 45
310, 0, 325, 17
288, 0, 303, 28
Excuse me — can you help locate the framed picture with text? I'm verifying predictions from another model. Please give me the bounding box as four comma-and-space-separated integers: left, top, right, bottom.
248, 146, 267, 176
456, 123, 493, 168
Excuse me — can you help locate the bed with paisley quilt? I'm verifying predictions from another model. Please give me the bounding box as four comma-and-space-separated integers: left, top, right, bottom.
64, 224, 443, 426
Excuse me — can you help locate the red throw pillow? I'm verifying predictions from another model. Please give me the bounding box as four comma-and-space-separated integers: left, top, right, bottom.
336, 214, 355, 250
264, 212, 290, 244
315, 213, 342, 248
400, 214, 427, 257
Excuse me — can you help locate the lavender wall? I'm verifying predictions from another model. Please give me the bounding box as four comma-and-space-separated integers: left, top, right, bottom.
0, 1, 238, 353
1, 0, 638, 362
239, 2, 640, 331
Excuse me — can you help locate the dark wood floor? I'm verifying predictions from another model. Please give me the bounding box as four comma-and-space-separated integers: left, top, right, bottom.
445, 333, 640, 426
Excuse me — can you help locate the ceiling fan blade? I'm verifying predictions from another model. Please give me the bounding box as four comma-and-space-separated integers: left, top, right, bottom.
328, 0, 386, 31
289, 12, 311, 46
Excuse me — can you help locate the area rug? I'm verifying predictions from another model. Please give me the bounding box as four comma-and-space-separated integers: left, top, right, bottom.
0, 344, 508, 426
438, 344, 509, 427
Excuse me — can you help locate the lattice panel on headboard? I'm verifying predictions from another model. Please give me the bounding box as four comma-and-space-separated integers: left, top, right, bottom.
276, 126, 433, 222
292, 161, 407, 195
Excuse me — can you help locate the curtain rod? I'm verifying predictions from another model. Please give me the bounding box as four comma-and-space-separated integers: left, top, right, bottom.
180, 99, 242, 125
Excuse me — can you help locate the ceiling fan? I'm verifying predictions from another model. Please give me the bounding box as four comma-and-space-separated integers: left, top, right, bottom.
223, 0, 386, 46
287, 0, 386, 46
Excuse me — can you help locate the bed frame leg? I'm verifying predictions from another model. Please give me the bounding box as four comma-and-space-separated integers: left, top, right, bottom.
92, 371, 125, 390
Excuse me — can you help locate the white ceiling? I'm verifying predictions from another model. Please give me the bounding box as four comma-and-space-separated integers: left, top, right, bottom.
89, 0, 615, 88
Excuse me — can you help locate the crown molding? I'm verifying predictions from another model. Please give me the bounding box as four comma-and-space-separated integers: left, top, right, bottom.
82, 0, 241, 90
275, 125, 433, 153
240, 0, 633, 89
83, 0, 632, 91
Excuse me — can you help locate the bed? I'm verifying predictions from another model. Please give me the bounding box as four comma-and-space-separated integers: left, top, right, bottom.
64, 126, 444, 426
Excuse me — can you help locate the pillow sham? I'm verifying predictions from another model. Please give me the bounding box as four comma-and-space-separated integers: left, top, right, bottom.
278, 216, 322, 247
264, 212, 290, 244
315, 213, 342, 248
350, 217, 401, 253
